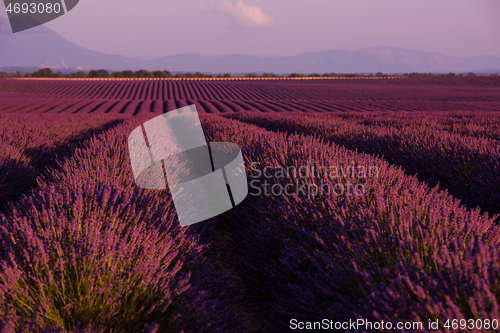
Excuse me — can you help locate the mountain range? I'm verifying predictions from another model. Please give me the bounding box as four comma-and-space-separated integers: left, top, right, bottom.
1, 17, 500, 74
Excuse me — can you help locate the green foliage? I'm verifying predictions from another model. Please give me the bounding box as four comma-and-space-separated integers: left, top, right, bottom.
62, 71, 88, 78
88, 69, 110, 78
30, 68, 63, 78
152, 70, 172, 78
135, 69, 153, 78
75, 71, 87, 78
261, 73, 281, 78
32, 68, 54, 77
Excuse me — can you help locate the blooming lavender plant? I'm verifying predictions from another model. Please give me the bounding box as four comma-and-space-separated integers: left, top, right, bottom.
227, 112, 500, 219
0, 117, 214, 332
200, 114, 500, 332
0, 114, 127, 209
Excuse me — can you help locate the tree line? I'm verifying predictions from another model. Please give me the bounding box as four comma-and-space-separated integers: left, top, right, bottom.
1, 68, 495, 79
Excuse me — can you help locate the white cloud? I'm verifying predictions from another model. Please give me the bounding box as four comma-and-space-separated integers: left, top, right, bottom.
214, 1, 275, 28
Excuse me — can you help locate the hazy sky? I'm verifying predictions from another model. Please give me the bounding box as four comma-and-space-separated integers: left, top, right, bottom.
1, 0, 499, 58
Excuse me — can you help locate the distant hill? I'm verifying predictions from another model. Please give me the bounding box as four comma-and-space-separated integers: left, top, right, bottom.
147, 50, 500, 74
0, 17, 145, 71
1, 17, 500, 74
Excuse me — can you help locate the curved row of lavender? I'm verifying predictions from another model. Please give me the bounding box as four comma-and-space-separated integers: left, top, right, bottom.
200, 115, 499, 331
227, 112, 500, 219
306, 111, 500, 143
0, 112, 499, 331
0, 116, 236, 332
0, 114, 127, 209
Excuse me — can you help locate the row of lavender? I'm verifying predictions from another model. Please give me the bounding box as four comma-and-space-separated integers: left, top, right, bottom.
199, 115, 500, 331
318, 111, 500, 142
227, 112, 500, 219
0, 115, 244, 332
0, 114, 128, 210
1, 113, 499, 331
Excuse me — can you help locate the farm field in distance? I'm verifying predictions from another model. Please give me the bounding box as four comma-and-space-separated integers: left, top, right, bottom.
1, 76, 500, 332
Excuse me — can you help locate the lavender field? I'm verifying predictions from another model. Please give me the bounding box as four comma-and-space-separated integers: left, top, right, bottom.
0, 77, 499, 332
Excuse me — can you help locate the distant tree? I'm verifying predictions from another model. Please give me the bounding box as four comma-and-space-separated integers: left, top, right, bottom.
135, 69, 153, 78
0, 72, 12, 78
194, 72, 206, 78
74, 71, 87, 78
466, 72, 477, 76
262, 73, 280, 78
245, 73, 258, 78
288, 73, 306, 77
122, 70, 135, 77
32, 68, 55, 77
88, 69, 110, 78
112, 71, 124, 78
376, 72, 384, 77
223, 73, 231, 78
152, 70, 172, 78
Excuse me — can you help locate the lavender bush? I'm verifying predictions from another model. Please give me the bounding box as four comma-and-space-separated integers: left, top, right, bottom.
200, 114, 500, 332
0, 117, 217, 332
309, 111, 500, 142
227, 112, 500, 219
0, 114, 127, 209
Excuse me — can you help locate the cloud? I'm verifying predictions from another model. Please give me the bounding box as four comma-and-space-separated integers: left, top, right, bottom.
213, 1, 275, 28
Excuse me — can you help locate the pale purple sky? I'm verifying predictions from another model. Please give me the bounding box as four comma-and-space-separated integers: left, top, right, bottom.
2, 0, 499, 58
